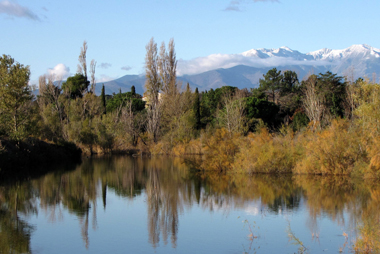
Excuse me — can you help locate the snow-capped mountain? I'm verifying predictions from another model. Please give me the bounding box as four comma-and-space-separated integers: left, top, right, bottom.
241, 44, 380, 63
307, 44, 380, 61
238, 44, 380, 79
242, 46, 314, 61
97, 44, 380, 95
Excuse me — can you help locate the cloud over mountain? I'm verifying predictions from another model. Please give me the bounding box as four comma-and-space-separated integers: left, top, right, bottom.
95, 44, 380, 96
47, 64, 70, 79
177, 47, 331, 76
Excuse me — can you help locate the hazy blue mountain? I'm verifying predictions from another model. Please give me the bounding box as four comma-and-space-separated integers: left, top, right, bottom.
35, 44, 379, 96
95, 44, 380, 95
95, 75, 145, 95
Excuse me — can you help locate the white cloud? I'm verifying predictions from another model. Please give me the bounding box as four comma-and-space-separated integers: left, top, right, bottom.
0, 0, 40, 20
177, 53, 333, 76
47, 64, 70, 79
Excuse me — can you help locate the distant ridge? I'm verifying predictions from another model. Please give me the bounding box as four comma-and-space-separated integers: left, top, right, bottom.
93, 44, 380, 95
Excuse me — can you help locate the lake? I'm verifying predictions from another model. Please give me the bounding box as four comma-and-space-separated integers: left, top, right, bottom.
0, 156, 378, 253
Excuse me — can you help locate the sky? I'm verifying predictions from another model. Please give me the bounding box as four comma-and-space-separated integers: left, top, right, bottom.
1, 0, 380, 85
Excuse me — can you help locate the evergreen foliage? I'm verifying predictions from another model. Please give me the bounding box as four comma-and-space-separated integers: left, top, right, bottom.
101, 84, 106, 114
105, 92, 145, 113
0, 55, 33, 139
193, 88, 201, 130
62, 73, 90, 99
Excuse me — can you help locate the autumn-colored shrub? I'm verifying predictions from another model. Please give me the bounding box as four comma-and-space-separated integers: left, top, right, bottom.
232, 127, 301, 173
294, 119, 367, 175
172, 139, 202, 156
201, 128, 239, 171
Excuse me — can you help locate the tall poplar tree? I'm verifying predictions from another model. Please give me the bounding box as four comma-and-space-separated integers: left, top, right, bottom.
145, 37, 161, 143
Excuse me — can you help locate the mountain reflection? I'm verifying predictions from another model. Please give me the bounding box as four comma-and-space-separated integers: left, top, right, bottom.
0, 156, 380, 252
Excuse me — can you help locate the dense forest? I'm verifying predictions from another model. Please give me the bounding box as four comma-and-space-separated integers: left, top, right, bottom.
1, 39, 380, 178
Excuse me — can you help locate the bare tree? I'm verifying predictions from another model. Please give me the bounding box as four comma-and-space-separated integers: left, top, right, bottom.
145, 38, 161, 143
119, 101, 146, 146
159, 38, 177, 96
302, 75, 325, 129
38, 73, 66, 139
219, 90, 247, 135
78, 40, 88, 78
90, 59, 96, 93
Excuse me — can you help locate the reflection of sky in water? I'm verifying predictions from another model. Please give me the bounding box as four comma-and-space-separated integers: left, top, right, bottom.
27, 189, 352, 254
1, 157, 366, 254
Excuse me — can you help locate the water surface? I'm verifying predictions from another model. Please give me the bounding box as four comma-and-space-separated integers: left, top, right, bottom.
0, 156, 378, 253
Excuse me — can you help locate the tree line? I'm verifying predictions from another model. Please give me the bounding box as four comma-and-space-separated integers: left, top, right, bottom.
1, 38, 380, 177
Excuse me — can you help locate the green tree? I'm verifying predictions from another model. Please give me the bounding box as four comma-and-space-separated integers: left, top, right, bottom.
280, 70, 299, 96
301, 71, 346, 121
259, 68, 283, 103
131, 85, 136, 97
62, 73, 90, 99
316, 71, 346, 118
0, 55, 33, 139
106, 92, 145, 113
101, 84, 106, 114
246, 96, 279, 127
193, 88, 201, 130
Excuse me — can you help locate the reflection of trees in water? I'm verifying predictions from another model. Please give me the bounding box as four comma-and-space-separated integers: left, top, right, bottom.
294, 176, 367, 234
0, 183, 36, 254
2, 157, 380, 251
0, 208, 34, 254
196, 173, 303, 213
145, 159, 185, 248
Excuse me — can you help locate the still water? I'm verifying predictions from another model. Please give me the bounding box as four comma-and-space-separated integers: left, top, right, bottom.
0, 156, 379, 253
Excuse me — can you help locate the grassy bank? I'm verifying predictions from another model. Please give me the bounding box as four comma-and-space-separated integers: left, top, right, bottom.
0, 137, 82, 179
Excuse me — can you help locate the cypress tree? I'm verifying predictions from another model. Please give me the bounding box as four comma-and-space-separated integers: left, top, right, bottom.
193, 87, 201, 129
101, 84, 106, 114
131, 85, 136, 97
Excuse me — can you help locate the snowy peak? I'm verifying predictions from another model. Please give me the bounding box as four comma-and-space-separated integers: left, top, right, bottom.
307, 48, 333, 60
241, 44, 380, 63
241, 46, 309, 60
308, 44, 380, 61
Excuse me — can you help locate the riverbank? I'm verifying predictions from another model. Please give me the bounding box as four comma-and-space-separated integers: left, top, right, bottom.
0, 137, 82, 179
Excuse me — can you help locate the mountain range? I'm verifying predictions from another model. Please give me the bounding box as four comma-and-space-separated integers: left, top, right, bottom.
96, 44, 380, 95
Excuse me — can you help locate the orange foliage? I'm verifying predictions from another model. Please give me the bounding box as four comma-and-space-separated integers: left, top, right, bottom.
294, 119, 366, 175
232, 127, 300, 173
201, 128, 239, 171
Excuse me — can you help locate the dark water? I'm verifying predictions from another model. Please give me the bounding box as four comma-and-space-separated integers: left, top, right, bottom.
0, 156, 379, 253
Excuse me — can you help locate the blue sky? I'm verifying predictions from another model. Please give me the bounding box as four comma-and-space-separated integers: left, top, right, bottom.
1, 0, 379, 84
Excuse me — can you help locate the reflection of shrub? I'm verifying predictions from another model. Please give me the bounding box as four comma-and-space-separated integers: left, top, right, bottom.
354, 215, 380, 253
